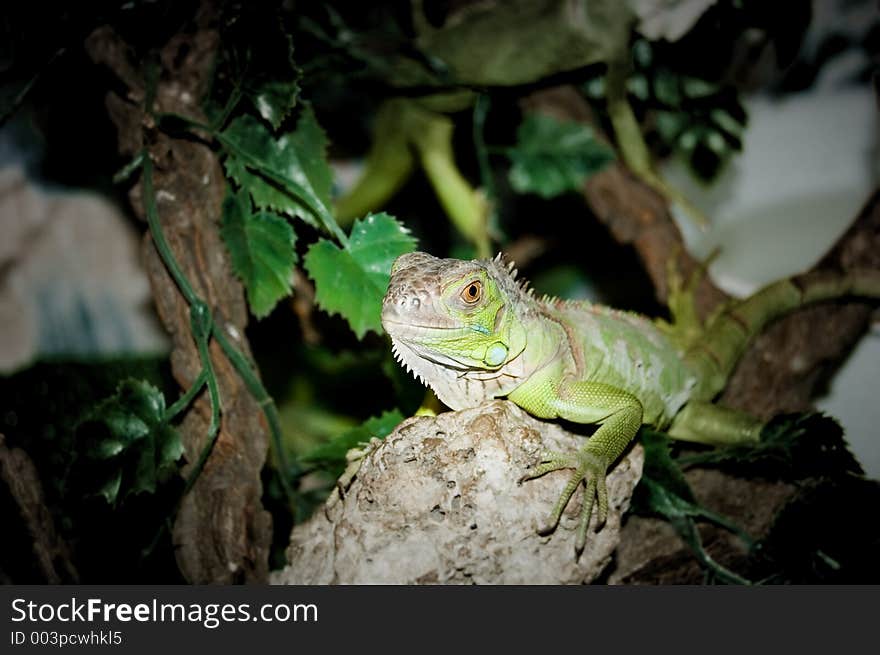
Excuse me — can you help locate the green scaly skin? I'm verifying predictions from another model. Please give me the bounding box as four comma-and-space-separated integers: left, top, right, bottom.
381, 252, 880, 552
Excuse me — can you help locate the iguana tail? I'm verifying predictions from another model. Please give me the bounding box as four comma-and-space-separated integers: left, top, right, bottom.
685, 270, 880, 400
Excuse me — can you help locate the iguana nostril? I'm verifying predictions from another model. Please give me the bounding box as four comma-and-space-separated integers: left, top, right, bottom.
410, 297, 420, 308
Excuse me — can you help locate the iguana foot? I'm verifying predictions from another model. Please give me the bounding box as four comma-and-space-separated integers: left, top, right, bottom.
522, 448, 609, 552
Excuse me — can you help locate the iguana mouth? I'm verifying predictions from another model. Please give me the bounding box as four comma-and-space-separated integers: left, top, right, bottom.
383, 319, 462, 331
381, 299, 461, 334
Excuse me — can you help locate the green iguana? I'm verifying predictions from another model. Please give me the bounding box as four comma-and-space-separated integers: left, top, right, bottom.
381, 251, 880, 551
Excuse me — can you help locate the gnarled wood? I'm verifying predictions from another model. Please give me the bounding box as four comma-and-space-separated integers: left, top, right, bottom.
86, 11, 272, 583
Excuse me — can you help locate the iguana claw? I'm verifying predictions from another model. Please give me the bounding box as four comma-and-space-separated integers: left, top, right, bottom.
523, 448, 610, 552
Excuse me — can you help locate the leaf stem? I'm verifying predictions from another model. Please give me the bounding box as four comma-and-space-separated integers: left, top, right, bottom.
141, 154, 201, 306
211, 84, 243, 132
181, 336, 222, 497
156, 110, 349, 246
164, 369, 208, 422
112, 152, 145, 184
215, 131, 349, 245
157, 111, 215, 134
141, 58, 226, 502
140, 55, 295, 509
214, 326, 294, 500
142, 151, 224, 497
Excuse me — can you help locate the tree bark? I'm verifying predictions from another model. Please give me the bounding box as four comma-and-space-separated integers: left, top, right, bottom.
0, 434, 78, 583
85, 11, 272, 583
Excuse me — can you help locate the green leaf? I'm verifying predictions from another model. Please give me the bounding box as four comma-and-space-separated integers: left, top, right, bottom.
632, 39, 653, 68
243, 29, 302, 131
250, 79, 302, 131
220, 108, 341, 239
223, 157, 303, 223
709, 108, 746, 138
582, 76, 605, 100
632, 429, 753, 584
626, 75, 650, 102
681, 76, 719, 99
506, 114, 615, 199
677, 126, 702, 151
638, 430, 695, 503
210, 7, 302, 132
304, 213, 417, 338
221, 188, 297, 318
653, 69, 682, 107
704, 130, 728, 156
677, 414, 861, 479
97, 472, 123, 506
654, 110, 687, 143
303, 410, 404, 474
75, 380, 183, 505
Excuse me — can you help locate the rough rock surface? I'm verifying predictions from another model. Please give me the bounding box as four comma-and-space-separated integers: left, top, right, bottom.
273, 401, 644, 585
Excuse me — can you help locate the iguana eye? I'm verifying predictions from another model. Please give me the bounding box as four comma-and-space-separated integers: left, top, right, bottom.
460, 280, 482, 304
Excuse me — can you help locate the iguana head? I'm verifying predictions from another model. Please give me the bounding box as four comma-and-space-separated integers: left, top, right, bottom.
382, 252, 530, 409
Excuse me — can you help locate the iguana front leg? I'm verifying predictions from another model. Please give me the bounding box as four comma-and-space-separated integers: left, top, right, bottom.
510, 379, 643, 552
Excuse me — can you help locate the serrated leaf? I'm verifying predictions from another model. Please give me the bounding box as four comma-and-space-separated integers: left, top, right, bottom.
251, 78, 302, 130
220, 108, 340, 238
303, 410, 404, 474
88, 435, 126, 460
677, 414, 861, 479
304, 213, 417, 338
223, 157, 309, 225
285, 106, 333, 208
632, 429, 753, 584
221, 187, 297, 318
238, 12, 302, 131
638, 429, 694, 503
506, 114, 615, 199
75, 379, 183, 505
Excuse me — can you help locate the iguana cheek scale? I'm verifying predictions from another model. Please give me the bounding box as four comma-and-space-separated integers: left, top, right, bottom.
382, 251, 880, 552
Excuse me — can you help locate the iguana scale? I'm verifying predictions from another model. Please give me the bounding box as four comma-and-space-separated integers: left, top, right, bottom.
381, 251, 880, 551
